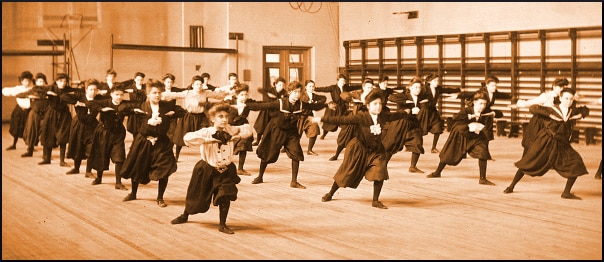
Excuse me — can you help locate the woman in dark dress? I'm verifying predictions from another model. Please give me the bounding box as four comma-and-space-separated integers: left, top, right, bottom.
62, 79, 105, 176
3, 71, 34, 151
458, 74, 510, 142
314, 74, 357, 141
226, 83, 255, 176
420, 73, 461, 153
327, 78, 374, 161
383, 77, 428, 173
315, 88, 410, 209
503, 88, 590, 199
121, 80, 186, 207
124, 72, 147, 142
87, 83, 138, 190
299, 80, 327, 155
19, 73, 51, 158
426, 91, 497, 185
246, 81, 326, 189
252, 76, 286, 146
38, 73, 74, 166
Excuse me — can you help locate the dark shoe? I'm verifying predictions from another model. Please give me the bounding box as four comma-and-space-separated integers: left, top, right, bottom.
237, 169, 251, 176
251, 141, 259, 146
503, 187, 514, 194
91, 179, 101, 185
408, 167, 424, 173
307, 150, 318, 156
21, 152, 33, 157
280, 148, 286, 153
561, 193, 582, 200
38, 160, 51, 165
59, 161, 71, 167
321, 193, 332, 202
251, 177, 263, 184
65, 168, 79, 175
426, 172, 441, 178
479, 178, 496, 186
372, 201, 388, 209
431, 148, 440, 153
319, 136, 325, 140
6, 145, 16, 151
157, 199, 167, 207
115, 183, 128, 190
328, 156, 338, 161
219, 225, 234, 234
595, 174, 602, 180
170, 214, 188, 224
123, 193, 136, 202
85, 172, 95, 179
290, 181, 306, 189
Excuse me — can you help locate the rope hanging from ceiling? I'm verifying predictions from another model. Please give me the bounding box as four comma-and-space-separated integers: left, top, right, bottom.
289, 2, 322, 13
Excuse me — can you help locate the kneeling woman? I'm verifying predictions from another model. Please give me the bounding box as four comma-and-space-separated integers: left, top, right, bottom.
170, 103, 252, 234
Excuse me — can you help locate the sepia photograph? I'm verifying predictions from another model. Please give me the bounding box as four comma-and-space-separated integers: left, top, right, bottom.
2, 2, 602, 260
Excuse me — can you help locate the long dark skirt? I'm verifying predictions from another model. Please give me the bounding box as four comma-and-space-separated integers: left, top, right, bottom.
321, 107, 339, 132
418, 108, 444, 136
336, 124, 357, 148
87, 126, 127, 172
66, 118, 98, 160
438, 126, 491, 165
256, 122, 304, 164
9, 106, 29, 138
381, 118, 424, 156
172, 112, 209, 147
253, 110, 272, 136
184, 161, 240, 215
333, 137, 389, 189
40, 109, 71, 147
22, 110, 44, 148
121, 134, 177, 184
233, 135, 253, 155
515, 130, 588, 178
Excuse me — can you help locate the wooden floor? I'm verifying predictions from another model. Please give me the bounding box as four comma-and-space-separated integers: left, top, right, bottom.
2, 121, 602, 260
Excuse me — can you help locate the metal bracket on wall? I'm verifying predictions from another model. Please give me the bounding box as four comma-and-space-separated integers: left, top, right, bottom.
229, 33, 244, 40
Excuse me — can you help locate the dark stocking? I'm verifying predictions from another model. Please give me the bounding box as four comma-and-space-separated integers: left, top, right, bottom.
308, 137, 317, 152
410, 152, 420, 168
73, 159, 82, 170
131, 182, 139, 198
333, 144, 344, 158
238, 151, 247, 170
432, 133, 440, 150
219, 198, 231, 227
321, 130, 328, 139
42, 146, 52, 162
478, 159, 487, 180
563, 177, 577, 195
59, 144, 67, 163
115, 162, 123, 184
327, 182, 339, 196
291, 160, 300, 183
433, 162, 447, 175
372, 180, 384, 201
175, 145, 182, 161
158, 178, 168, 200
507, 169, 525, 190
258, 160, 268, 179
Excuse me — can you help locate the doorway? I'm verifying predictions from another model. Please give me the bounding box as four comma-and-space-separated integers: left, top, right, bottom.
263, 46, 311, 88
